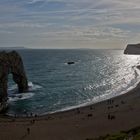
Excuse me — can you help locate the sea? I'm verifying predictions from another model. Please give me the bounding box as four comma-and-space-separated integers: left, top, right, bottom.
6, 49, 140, 116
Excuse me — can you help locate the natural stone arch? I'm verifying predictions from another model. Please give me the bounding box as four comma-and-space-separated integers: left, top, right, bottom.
0, 51, 28, 104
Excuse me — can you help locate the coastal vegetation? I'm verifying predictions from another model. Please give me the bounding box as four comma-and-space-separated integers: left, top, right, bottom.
86, 126, 140, 140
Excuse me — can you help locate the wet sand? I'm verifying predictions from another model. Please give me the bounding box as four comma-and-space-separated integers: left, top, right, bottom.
1, 81, 140, 140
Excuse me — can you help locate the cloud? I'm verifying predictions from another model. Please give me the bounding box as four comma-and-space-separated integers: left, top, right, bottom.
28, 0, 45, 4
36, 26, 130, 43
0, 0, 140, 48
0, 22, 46, 28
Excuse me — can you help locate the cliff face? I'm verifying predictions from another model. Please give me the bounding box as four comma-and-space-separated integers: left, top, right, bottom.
124, 44, 140, 54
0, 51, 28, 105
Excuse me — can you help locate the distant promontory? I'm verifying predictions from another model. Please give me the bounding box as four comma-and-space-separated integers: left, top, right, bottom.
124, 44, 140, 54
0, 46, 27, 50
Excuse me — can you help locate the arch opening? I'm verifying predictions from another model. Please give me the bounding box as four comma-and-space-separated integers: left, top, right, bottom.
0, 51, 28, 105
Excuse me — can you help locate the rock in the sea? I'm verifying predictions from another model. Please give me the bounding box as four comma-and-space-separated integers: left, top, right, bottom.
0, 51, 28, 111
124, 44, 140, 54
67, 61, 75, 65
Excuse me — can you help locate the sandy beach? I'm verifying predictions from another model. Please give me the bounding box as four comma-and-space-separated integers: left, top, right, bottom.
1, 78, 140, 140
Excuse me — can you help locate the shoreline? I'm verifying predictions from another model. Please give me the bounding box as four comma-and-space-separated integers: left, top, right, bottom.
5, 65, 140, 119
1, 67, 140, 139
3, 78, 140, 120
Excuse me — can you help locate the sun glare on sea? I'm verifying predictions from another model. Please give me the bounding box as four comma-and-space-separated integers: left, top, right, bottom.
127, 55, 140, 64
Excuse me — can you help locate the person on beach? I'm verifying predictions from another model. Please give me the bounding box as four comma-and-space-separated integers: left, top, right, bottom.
27, 128, 30, 135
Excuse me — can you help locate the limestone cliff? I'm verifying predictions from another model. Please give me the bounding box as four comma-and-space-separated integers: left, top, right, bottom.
124, 44, 140, 54
0, 51, 28, 111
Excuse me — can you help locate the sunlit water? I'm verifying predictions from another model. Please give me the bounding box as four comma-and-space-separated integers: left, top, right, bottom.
6, 49, 140, 116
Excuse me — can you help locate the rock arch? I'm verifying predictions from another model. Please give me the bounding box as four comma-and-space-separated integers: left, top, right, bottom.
0, 51, 28, 104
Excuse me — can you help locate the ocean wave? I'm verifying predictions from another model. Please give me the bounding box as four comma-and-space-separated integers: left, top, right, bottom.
8, 81, 42, 102
28, 81, 42, 91
8, 92, 34, 102
8, 81, 42, 93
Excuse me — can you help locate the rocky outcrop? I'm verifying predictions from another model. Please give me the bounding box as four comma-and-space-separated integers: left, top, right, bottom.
124, 44, 140, 54
0, 51, 28, 111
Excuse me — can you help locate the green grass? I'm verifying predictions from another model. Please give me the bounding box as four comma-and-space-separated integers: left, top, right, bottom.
86, 126, 140, 140
133, 133, 140, 140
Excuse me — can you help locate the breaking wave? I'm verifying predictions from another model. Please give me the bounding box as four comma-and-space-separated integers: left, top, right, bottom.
8, 82, 42, 102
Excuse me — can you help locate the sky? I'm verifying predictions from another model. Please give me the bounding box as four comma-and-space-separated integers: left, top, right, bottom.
0, 0, 140, 49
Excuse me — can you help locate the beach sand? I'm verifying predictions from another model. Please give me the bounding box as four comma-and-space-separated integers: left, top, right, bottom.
1, 82, 140, 140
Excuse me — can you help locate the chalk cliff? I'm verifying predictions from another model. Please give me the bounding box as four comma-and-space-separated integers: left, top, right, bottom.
0, 51, 28, 111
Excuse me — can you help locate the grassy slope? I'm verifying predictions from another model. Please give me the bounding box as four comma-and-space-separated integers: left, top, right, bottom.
86, 126, 140, 140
